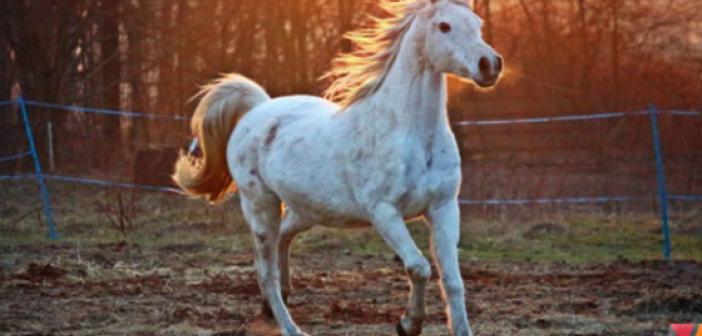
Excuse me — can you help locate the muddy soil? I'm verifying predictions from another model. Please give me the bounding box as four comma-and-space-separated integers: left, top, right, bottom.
1, 242, 701, 336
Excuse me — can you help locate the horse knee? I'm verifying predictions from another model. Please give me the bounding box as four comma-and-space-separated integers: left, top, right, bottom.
254, 233, 277, 255
442, 278, 465, 297
406, 258, 431, 282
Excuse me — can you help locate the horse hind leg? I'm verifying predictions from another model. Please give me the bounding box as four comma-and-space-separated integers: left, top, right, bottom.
278, 210, 312, 301
259, 209, 311, 318
240, 194, 308, 336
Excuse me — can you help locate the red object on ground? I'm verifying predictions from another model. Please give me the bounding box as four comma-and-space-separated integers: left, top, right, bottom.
670, 324, 700, 336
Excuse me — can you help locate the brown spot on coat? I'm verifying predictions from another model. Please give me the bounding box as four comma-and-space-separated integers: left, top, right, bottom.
265, 123, 279, 147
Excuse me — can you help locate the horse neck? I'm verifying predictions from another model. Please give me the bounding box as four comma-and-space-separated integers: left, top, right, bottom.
353, 28, 447, 141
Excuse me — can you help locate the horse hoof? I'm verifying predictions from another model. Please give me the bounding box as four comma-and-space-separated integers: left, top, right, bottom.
454, 328, 474, 336
396, 321, 409, 336
287, 331, 311, 336
397, 317, 424, 336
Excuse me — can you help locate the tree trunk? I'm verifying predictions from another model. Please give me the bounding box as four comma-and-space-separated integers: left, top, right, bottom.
126, 0, 147, 151
156, 0, 176, 142
101, 0, 122, 168
289, 0, 309, 92
484, 0, 493, 43
611, 0, 620, 110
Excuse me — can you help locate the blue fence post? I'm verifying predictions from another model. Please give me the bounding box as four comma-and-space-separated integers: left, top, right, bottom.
648, 104, 671, 260
17, 96, 59, 240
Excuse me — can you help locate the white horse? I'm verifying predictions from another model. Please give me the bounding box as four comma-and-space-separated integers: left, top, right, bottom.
173, 0, 502, 335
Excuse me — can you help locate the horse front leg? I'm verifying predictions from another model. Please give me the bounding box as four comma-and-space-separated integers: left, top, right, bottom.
371, 202, 430, 336
427, 200, 473, 336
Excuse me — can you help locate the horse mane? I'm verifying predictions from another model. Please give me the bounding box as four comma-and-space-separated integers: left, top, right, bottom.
322, 0, 469, 108
322, 0, 424, 108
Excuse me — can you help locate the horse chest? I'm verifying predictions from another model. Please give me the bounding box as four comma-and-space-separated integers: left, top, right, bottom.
402, 135, 462, 212
396, 161, 444, 217
369, 142, 446, 217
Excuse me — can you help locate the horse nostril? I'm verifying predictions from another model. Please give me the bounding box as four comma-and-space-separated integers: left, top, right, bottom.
495, 56, 503, 73
478, 57, 490, 77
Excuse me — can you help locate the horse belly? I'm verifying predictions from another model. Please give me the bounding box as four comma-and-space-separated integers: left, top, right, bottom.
276, 179, 355, 212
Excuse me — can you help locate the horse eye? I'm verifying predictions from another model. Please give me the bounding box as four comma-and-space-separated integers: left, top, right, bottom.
438, 22, 452, 33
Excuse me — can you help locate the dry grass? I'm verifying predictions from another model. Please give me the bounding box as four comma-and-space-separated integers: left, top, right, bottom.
1, 179, 700, 262
1, 180, 701, 335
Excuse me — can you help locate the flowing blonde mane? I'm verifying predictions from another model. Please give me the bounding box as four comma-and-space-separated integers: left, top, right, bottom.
323, 0, 426, 107
323, 0, 470, 108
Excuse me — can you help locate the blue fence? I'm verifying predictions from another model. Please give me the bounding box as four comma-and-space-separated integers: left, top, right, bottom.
0, 151, 31, 163
0, 97, 701, 259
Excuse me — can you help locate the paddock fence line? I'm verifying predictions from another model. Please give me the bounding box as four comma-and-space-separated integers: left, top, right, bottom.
0, 151, 32, 163
0, 97, 700, 259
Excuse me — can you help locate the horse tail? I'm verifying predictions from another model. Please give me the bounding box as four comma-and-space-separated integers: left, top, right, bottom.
173, 74, 270, 203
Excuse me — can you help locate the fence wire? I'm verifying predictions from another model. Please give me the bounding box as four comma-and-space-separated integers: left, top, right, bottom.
0, 100, 702, 255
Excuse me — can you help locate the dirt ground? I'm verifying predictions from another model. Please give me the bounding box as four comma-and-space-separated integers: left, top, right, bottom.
2, 241, 701, 336
1, 182, 701, 335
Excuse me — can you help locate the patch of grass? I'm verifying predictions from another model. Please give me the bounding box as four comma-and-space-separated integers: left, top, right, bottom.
2, 180, 700, 263
459, 213, 702, 263
0, 180, 249, 252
